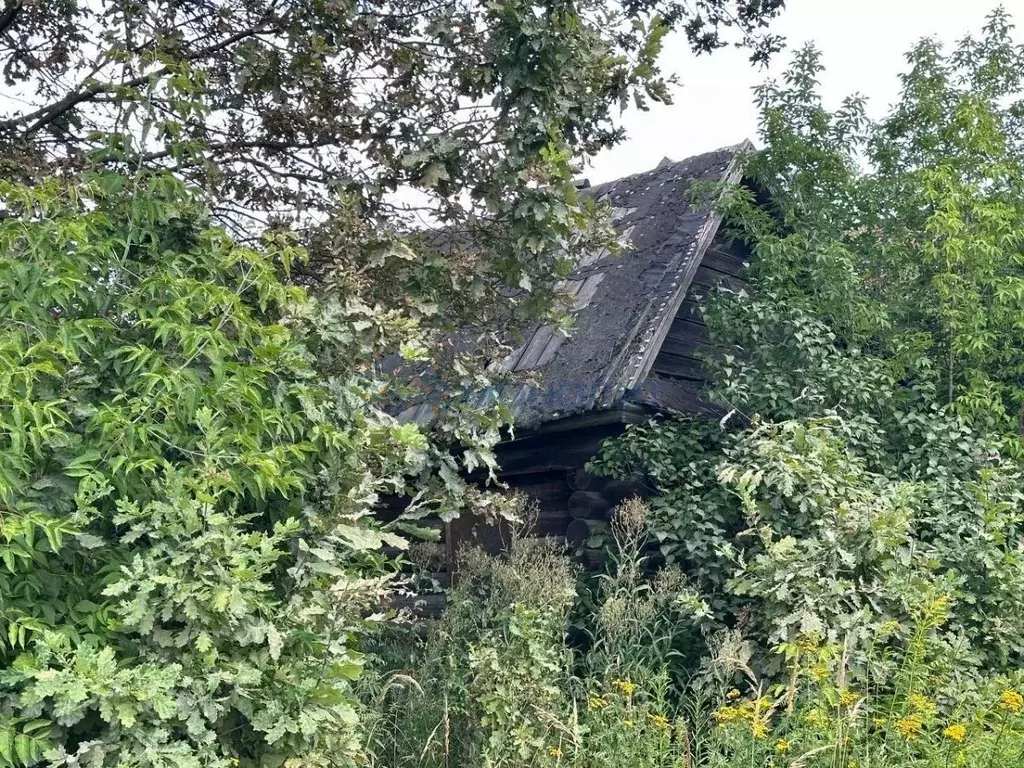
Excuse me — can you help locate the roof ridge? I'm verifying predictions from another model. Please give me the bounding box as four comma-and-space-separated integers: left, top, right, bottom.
589, 140, 754, 194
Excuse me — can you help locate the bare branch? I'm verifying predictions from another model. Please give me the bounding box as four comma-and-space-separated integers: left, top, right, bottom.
3, 23, 274, 136
0, 1, 22, 37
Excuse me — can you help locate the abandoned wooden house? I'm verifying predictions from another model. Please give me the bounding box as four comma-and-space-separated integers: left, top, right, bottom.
397, 141, 754, 598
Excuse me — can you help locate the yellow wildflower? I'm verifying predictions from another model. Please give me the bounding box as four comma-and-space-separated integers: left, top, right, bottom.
714, 705, 741, 724
727, 688, 741, 700
943, 724, 967, 743
751, 720, 769, 740
774, 739, 791, 754
896, 716, 923, 740
909, 693, 936, 716
839, 690, 858, 708
649, 714, 670, 729
612, 679, 637, 696
871, 717, 887, 727
998, 690, 1024, 715
547, 746, 563, 759
588, 695, 607, 711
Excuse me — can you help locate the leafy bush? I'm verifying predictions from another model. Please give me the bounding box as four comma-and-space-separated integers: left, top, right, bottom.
362, 504, 711, 768
593, 8, 1024, 683
365, 505, 1024, 768
702, 598, 1024, 768
0, 170, 438, 766
363, 517, 577, 767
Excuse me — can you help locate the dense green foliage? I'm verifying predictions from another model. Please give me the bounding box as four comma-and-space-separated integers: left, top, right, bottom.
366, 509, 1024, 768
363, 9, 1024, 768
717, 7, 1024, 435
363, 505, 706, 768
0, 1, 793, 765
593, 9, 1024, 683
14, 1, 1024, 767
0, 0, 783, 355
0, 169, 441, 766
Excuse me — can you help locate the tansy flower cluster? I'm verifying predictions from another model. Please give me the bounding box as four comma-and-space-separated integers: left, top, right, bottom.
648, 714, 670, 730
998, 690, 1024, 715
896, 716, 923, 741
943, 724, 967, 743
611, 679, 637, 696
714, 697, 772, 739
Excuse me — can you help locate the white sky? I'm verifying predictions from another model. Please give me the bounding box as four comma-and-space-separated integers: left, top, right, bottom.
586, 0, 1023, 184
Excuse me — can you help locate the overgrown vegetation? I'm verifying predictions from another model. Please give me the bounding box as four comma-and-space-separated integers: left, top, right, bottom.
0, 168, 428, 766
592, 3, 1024, 672
365, 502, 1024, 767
0, 0, 789, 766
7, 1, 1024, 766
367, 7, 1024, 768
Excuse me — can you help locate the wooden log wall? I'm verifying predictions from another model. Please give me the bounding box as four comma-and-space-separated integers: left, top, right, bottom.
379, 462, 648, 620
509, 465, 650, 566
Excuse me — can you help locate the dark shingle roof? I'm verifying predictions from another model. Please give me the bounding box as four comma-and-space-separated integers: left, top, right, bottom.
501, 141, 750, 427
395, 141, 751, 429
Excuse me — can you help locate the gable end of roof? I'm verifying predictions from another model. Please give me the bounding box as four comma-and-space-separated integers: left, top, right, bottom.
507, 140, 752, 427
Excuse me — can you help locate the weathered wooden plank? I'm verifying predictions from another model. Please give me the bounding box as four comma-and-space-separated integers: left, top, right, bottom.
396, 401, 436, 425
532, 331, 568, 369
667, 315, 709, 345
495, 333, 533, 373
498, 279, 586, 373
514, 325, 558, 370
512, 277, 595, 372
676, 297, 704, 321
566, 468, 606, 492
510, 473, 573, 504
689, 264, 745, 292
701, 247, 748, 277
562, 279, 585, 297
658, 334, 712, 360
495, 423, 626, 475
649, 351, 704, 381
628, 375, 721, 415
707, 232, 752, 260
530, 514, 572, 537
525, 275, 606, 370
602, 477, 650, 504
573, 273, 606, 310
497, 440, 609, 474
